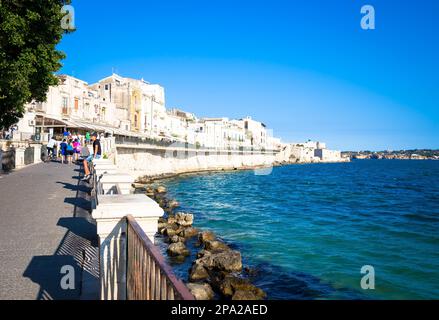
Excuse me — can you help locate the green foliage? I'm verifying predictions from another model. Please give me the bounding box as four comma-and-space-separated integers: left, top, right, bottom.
0, 0, 70, 129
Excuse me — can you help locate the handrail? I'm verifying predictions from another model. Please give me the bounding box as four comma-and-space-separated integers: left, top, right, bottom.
126, 214, 195, 300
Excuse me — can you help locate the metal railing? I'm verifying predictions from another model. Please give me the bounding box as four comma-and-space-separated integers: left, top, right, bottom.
126, 215, 194, 300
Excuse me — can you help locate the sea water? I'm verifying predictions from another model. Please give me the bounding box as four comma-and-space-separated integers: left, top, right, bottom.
158, 160, 439, 299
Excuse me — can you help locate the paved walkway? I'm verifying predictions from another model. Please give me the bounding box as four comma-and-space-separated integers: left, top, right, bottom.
0, 162, 99, 300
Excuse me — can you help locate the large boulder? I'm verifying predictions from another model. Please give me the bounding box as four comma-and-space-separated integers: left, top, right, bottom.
196, 250, 242, 273
169, 235, 186, 243
168, 200, 180, 209
198, 231, 216, 244
158, 217, 167, 224
162, 223, 182, 237
204, 240, 230, 252
189, 262, 209, 281
179, 227, 199, 238
132, 183, 147, 189
232, 290, 265, 300
156, 186, 167, 194
167, 214, 177, 224
218, 275, 266, 300
175, 212, 194, 227
186, 283, 215, 300
167, 242, 190, 257
157, 222, 167, 232
196, 249, 212, 259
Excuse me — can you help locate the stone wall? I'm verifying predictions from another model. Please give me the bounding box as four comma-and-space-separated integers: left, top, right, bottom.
115, 144, 276, 179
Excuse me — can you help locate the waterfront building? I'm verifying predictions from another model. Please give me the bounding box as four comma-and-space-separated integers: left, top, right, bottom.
236, 116, 267, 149
10, 73, 281, 151
90, 74, 167, 137
165, 109, 192, 141
17, 74, 119, 141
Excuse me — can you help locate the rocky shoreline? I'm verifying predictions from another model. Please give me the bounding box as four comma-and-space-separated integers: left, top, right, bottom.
136, 184, 267, 301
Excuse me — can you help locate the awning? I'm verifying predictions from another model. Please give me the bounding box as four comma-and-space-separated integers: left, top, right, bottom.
34, 113, 141, 137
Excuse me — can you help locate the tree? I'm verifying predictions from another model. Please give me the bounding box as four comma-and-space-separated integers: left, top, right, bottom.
0, 0, 71, 129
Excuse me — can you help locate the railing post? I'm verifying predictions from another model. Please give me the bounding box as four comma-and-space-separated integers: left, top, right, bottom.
92, 194, 164, 300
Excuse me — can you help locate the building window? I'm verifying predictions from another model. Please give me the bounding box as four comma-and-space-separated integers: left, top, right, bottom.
74, 98, 79, 111
62, 97, 68, 108
62, 97, 69, 115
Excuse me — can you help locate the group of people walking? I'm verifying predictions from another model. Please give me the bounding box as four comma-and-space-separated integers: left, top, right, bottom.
46, 130, 101, 164
47, 137, 82, 164
46, 129, 102, 182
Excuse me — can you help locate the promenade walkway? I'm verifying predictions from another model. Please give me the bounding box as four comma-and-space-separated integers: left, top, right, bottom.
0, 162, 99, 300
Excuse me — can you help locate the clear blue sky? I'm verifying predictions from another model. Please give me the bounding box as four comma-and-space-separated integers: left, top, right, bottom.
58, 0, 439, 151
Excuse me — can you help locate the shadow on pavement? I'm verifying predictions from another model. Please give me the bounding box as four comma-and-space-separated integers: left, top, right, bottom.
23, 165, 100, 300
23, 255, 81, 300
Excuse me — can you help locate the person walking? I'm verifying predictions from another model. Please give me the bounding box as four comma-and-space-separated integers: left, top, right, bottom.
46, 136, 57, 160
73, 138, 81, 162
66, 140, 74, 164
81, 132, 102, 181
60, 139, 68, 164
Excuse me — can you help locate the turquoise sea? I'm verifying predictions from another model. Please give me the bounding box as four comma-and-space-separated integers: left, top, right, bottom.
158, 160, 439, 299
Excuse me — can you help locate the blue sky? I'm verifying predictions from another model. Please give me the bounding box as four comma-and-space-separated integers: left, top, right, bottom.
58, 0, 439, 151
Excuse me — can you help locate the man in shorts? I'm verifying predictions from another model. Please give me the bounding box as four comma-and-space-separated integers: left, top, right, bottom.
81, 132, 102, 181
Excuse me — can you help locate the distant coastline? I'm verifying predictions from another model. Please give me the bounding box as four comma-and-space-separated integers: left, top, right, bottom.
343, 149, 439, 160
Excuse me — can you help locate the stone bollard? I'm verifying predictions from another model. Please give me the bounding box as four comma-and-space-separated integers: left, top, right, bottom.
30, 143, 42, 164
14, 147, 26, 169
99, 173, 134, 195
95, 164, 118, 177
92, 194, 164, 300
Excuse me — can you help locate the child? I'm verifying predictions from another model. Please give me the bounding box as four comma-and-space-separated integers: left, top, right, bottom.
66, 140, 74, 164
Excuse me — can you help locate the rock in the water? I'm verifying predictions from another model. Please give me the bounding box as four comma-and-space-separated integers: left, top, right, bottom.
196, 249, 212, 259
162, 222, 181, 237
175, 212, 194, 227
169, 235, 186, 243
158, 217, 167, 224
187, 283, 215, 300
132, 183, 146, 189
165, 228, 179, 237
189, 263, 209, 281
167, 242, 190, 257
219, 275, 266, 300
199, 231, 216, 244
167, 214, 176, 224
232, 290, 265, 300
204, 240, 230, 252
168, 200, 180, 209
157, 222, 167, 232
179, 227, 199, 238
196, 250, 242, 273
156, 186, 167, 193
146, 187, 154, 194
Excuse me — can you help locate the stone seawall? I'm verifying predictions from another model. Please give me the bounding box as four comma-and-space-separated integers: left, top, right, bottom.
115, 144, 276, 180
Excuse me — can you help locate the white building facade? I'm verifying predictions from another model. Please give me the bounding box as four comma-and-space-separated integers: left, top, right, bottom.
12, 73, 282, 151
